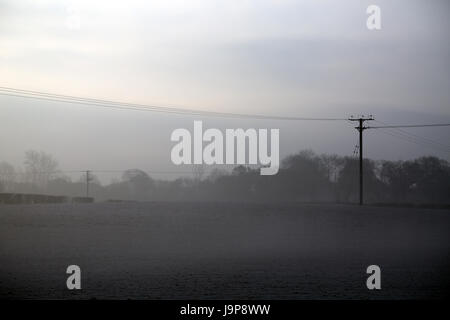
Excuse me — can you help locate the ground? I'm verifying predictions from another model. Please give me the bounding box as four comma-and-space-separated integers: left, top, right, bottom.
0, 202, 449, 299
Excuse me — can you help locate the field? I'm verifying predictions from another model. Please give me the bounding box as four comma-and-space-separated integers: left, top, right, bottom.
0, 202, 449, 299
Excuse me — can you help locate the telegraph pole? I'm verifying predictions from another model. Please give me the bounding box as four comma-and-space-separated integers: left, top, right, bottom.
86, 170, 90, 198
349, 115, 374, 205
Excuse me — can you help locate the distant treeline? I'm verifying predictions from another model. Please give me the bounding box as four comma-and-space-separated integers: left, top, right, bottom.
1, 150, 449, 204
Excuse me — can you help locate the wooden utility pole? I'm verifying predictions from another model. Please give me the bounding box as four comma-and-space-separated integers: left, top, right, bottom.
86, 170, 90, 198
349, 115, 374, 205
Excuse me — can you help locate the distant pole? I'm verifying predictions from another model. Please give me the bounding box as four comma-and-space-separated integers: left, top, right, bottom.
359, 119, 363, 206
86, 170, 90, 198
349, 115, 374, 205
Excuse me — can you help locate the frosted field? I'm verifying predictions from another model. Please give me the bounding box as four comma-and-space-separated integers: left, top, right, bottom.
0, 202, 449, 299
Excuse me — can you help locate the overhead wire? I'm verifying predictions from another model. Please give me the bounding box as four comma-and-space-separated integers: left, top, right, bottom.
0, 86, 347, 121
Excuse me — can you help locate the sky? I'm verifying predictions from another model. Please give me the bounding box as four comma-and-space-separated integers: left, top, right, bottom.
1, 0, 449, 182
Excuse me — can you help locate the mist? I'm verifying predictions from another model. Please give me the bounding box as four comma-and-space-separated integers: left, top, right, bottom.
1, 0, 450, 181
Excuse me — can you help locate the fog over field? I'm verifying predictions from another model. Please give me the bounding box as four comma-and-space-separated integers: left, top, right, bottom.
1, 203, 449, 299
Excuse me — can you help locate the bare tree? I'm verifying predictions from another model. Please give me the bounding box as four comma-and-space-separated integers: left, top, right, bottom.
320, 154, 344, 182
0, 161, 16, 192
24, 150, 59, 191
207, 168, 228, 182
122, 169, 154, 200
192, 164, 205, 182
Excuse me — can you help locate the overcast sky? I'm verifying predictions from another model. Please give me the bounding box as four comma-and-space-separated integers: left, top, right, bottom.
1, 0, 449, 182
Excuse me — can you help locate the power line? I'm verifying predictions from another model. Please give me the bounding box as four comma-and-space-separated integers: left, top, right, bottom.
373, 120, 450, 152
368, 124, 450, 128
3, 170, 205, 176
0, 86, 346, 121
375, 128, 450, 153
